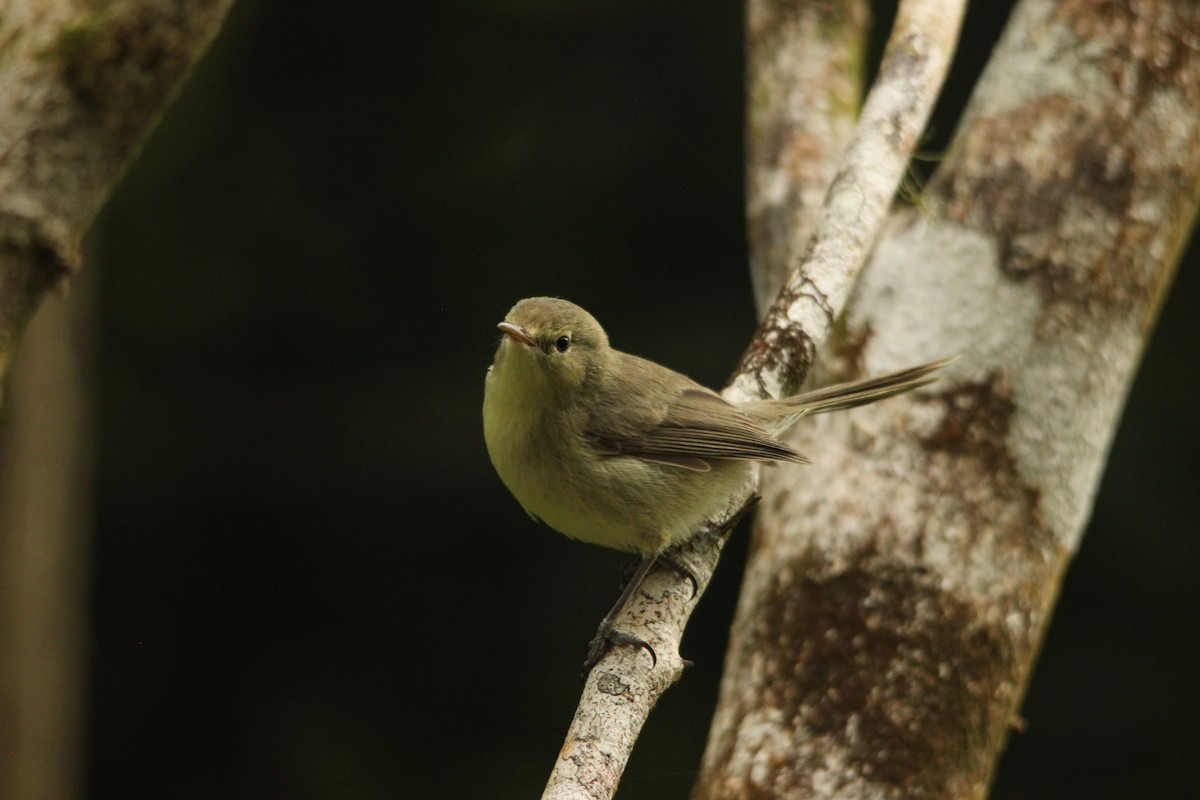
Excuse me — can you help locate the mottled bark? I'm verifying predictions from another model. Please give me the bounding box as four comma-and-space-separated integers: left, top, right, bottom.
696, 1, 1200, 798
0, 0, 234, 389
745, 0, 868, 314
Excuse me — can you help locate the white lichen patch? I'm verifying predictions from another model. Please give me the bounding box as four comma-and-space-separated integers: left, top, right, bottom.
966, 0, 1113, 119
849, 216, 1042, 377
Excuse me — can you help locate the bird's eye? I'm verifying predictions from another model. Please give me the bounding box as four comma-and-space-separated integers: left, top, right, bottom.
554, 336, 571, 353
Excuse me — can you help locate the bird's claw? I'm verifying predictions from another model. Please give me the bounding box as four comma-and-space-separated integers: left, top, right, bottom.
583, 626, 657, 674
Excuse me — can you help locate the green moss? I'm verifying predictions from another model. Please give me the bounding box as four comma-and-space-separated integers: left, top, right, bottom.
42, 7, 113, 66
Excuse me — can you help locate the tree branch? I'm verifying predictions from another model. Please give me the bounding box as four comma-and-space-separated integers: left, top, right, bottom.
541, 2, 965, 798
0, 0, 234, 391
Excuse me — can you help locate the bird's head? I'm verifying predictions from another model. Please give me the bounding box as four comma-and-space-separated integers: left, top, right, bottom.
490, 297, 611, 399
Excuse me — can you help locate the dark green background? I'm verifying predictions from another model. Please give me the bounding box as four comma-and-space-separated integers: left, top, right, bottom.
75, 1, 1199, 797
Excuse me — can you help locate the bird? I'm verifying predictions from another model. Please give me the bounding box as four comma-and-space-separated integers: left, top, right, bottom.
483, 296, 947, 670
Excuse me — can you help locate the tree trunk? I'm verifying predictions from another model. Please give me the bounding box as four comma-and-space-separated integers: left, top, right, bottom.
694, 1, 1200, 797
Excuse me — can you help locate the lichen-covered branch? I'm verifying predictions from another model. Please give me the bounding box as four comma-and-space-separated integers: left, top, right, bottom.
696, 1, 1200, 798
0, 0, 234, 390
542, 510, 745, 800
731, 0, 966, 402
541, 2, 964, 798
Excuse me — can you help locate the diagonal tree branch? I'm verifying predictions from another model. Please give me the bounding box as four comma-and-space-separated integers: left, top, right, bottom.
0, 0, 235, 390
541, 2, 966, 798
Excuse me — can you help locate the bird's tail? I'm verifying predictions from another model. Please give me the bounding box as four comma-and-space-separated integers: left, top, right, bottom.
741, 356, 954, 434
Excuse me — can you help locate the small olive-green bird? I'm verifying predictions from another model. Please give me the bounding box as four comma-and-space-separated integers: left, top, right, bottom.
483, 296, 946, 668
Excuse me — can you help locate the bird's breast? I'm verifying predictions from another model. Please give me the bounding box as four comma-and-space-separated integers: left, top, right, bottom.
484, 366, 753, 555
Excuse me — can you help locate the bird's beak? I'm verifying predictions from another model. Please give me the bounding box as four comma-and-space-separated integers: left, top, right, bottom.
497, 321, 535, 347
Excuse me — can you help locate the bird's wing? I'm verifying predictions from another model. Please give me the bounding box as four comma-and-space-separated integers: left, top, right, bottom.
584, 359, 807, 472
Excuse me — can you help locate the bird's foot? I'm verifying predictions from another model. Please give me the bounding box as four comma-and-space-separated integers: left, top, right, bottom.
583, 623, 656, 674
